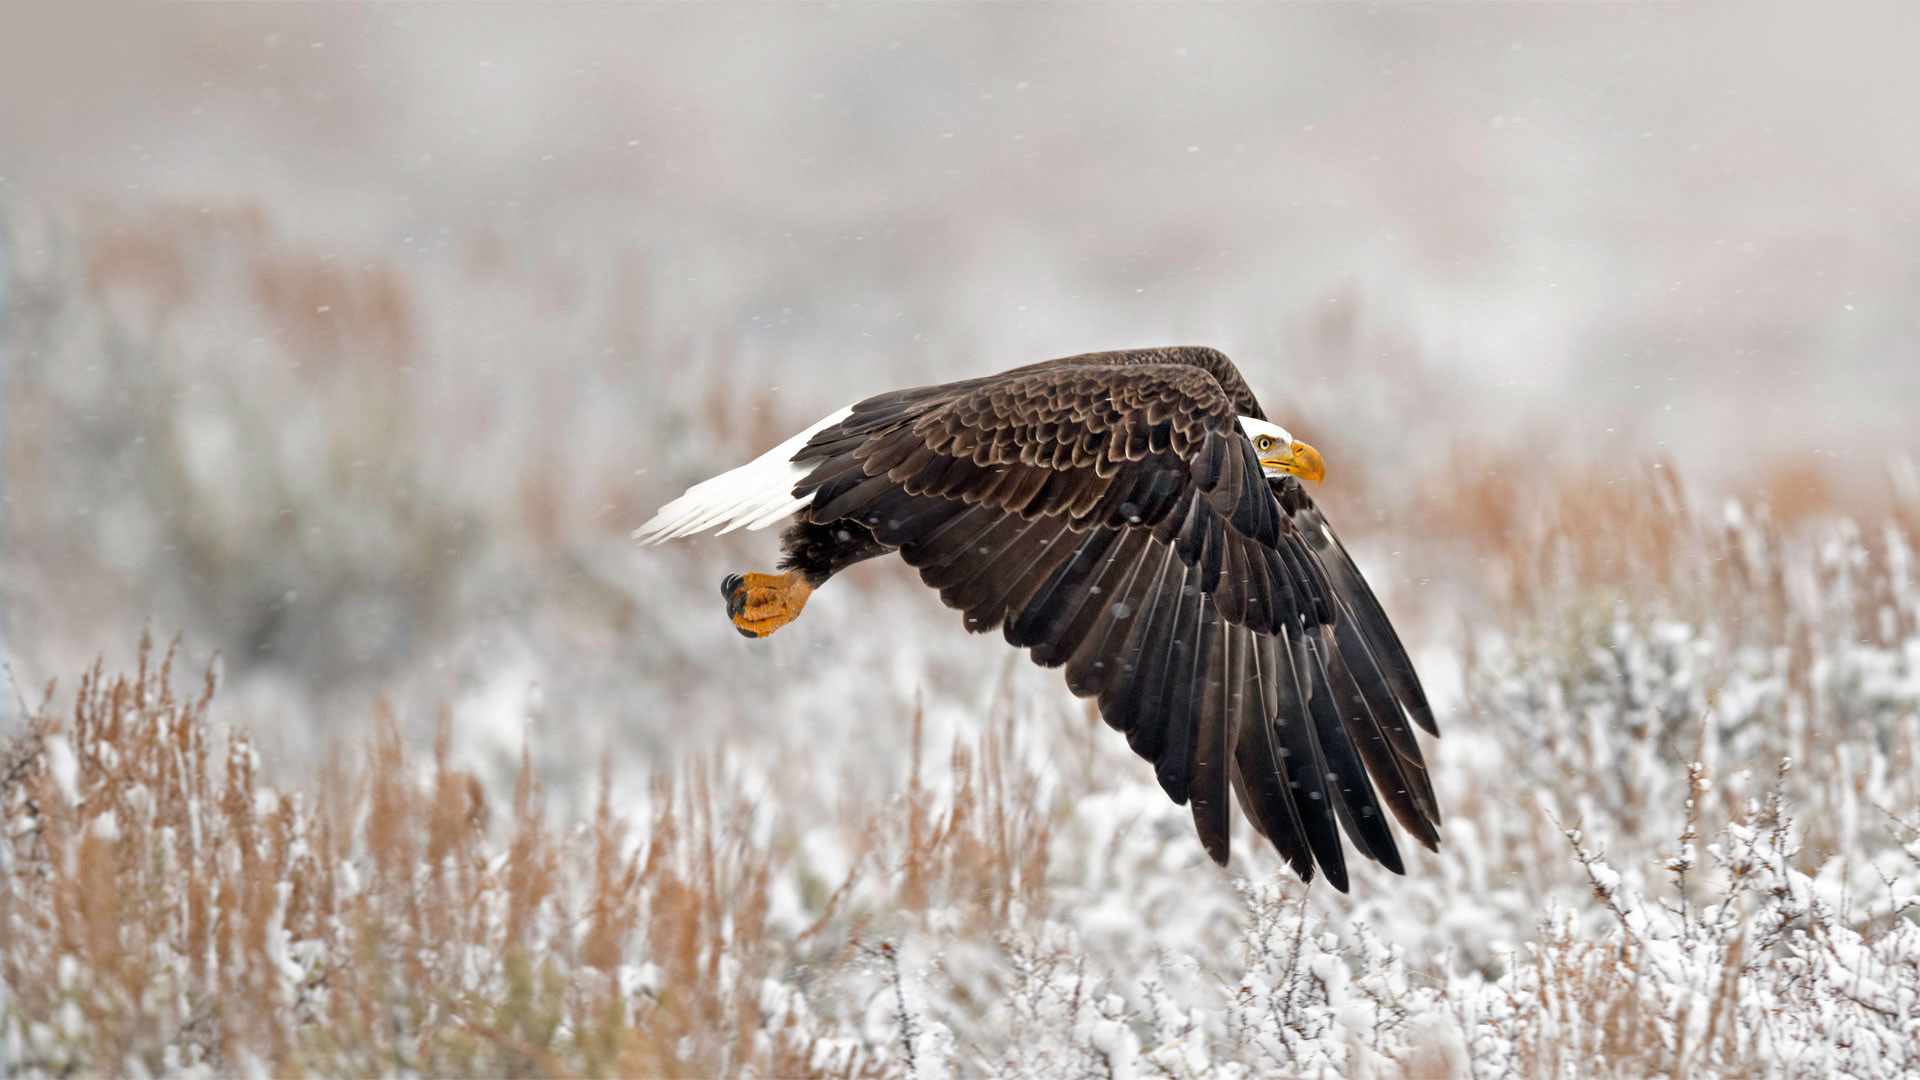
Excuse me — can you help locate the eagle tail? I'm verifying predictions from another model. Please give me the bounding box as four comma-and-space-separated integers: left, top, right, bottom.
634, 406, 853, 543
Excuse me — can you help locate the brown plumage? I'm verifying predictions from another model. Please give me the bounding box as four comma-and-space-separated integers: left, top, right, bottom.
643, 346, 1441, 891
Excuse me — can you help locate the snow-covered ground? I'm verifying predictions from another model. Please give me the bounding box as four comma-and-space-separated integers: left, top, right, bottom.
4, 6, 1920, 1076
6, 503, 1920, 1076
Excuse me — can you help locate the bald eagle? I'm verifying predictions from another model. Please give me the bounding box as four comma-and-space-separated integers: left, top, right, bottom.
636, 347, 1439, 890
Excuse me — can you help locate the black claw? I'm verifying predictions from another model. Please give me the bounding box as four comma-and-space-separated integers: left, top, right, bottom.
736, 625, 761, 640
721, 574, 749, 619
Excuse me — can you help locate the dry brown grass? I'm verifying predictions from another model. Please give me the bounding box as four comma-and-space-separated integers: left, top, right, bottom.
1400, 442, 1919, 638
9, 484, 1920, 1076
0, 632, 1087, 1076
898, 705, 1051, 930
0, 636, 866, 1076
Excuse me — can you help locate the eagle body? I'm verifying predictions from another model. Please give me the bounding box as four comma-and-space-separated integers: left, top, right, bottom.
638, 347, 1440, 891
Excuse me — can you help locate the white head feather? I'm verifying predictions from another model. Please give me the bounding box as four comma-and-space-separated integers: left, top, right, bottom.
1237, 417, 1296, 479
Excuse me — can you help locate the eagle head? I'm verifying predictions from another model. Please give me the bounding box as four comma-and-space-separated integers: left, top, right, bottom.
1237, 417, 1325, 486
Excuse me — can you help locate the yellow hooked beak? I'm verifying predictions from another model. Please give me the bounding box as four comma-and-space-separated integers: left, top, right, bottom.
1262, 439, 1326, 486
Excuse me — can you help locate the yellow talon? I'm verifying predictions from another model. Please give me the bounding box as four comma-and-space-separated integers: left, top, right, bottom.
721, 570, 814, 638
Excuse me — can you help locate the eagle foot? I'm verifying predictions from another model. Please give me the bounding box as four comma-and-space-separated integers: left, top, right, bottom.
721, 570, 814, 639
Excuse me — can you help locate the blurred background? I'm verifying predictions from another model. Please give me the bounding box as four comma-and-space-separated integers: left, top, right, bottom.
1, 3, 1917, 791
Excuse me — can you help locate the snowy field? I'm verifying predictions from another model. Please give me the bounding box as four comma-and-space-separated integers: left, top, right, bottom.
4, 6, 1920, 1077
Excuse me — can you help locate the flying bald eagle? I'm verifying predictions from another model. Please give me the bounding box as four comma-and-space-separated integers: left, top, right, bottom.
636, 347, 1439, 891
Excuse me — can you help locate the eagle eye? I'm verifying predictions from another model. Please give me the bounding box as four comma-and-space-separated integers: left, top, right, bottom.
1255, 435, 1275, 452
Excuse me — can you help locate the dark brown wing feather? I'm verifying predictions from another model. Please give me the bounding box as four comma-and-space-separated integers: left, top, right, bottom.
789, 347, 1440, 890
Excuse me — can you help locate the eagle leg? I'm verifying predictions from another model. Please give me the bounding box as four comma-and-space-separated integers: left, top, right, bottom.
720, 570, 814, 639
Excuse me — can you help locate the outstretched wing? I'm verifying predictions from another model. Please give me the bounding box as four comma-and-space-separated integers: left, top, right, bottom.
792, 348, 1440, 890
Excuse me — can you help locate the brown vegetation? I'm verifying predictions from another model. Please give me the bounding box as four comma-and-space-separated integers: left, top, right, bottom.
0, 630, 1092, 1076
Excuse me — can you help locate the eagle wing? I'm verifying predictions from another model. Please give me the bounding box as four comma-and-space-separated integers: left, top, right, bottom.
791, 348, 1440, 890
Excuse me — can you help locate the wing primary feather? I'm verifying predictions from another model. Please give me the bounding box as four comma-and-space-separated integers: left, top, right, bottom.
1326, 599, 1443, 844
1321, 628, 1435, 855
1044, 530, 1152, 680
1227, 629, 1258, 841
1273, 634, 1350, 892
1198, 507, 1227, 595
1236, 630, 1314, 879
1191, 429, 1228, 488
1097, 545, 1183, 735
1276, 532, 1333, 629
1007, 524, 1123, 660
1160, 486, 1205, 561
1225, 439, 1281, 547
1073, 539, 1172, 702
1259, 545, 1303, 634
938, 514, 1050, 624
912, 511, 1015, 589
1312, 523, 1441, 736
1152, 563, 1209, 803
1114, 557, 1194, 761
1301, 632, 1402, 874
1188, 606, 1232, 865
959, 517, 1079, 633
1134, 462, 1188, 525
1212, 531, 1252, 627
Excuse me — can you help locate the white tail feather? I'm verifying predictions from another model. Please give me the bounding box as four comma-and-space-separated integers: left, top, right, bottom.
633, 406, 853, 544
